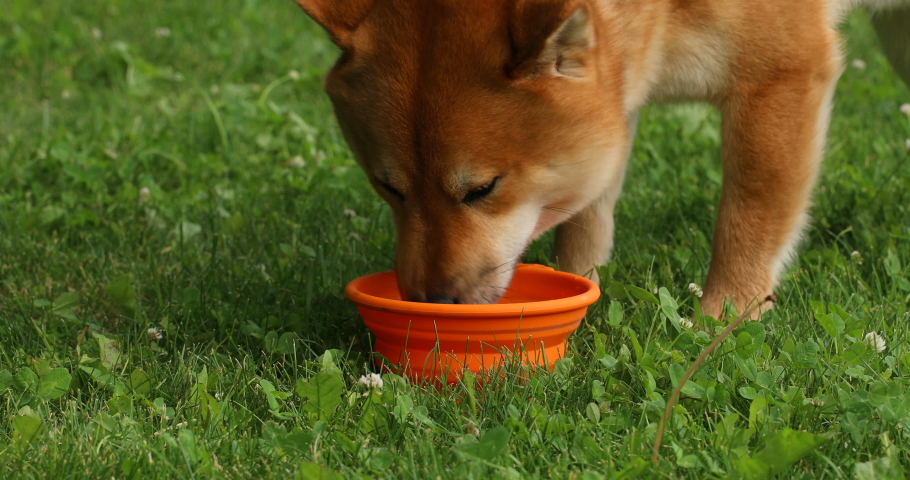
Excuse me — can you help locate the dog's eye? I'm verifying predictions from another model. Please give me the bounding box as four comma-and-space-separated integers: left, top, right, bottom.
461, 177, 500, 205
379, 182, 404, 201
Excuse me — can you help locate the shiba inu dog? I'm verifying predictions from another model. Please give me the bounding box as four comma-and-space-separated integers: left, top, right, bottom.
292, 0, 910, 318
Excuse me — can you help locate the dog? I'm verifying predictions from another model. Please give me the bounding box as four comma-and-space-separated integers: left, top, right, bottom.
291, 0, 910, 318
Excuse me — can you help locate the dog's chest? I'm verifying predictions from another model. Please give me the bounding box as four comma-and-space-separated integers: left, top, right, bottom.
647, 26, 732, 104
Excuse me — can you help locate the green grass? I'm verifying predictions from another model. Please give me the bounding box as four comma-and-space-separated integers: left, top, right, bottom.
1, 1, 909, 478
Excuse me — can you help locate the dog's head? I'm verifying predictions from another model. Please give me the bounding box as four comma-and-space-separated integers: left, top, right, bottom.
295, 0, 629, 303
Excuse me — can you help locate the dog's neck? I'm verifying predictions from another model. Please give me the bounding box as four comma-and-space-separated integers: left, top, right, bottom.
599, 0, 730, 111
610, 0, 857, 112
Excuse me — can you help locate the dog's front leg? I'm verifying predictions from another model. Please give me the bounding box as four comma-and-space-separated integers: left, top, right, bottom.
553, 112, 639, 283
702, 56, 842, 319
553, 181, 623, 283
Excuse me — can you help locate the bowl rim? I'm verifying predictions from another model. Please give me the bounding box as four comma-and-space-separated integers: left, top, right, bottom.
344, 264, 601, 318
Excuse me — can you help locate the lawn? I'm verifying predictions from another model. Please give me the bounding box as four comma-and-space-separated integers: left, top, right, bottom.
1, 1, 909, 478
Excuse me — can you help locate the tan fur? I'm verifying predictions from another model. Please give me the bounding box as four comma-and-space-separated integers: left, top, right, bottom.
293, 0, 910, 316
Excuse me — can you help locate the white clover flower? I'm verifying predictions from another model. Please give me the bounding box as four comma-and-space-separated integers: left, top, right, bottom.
104, 149, 118, 159
139, 187, 151, 204
463, 423, 480, 437
901, 103, 910, 116
850, 251, 862, 263
61, 90, 71, 100
851, 59, 866, 70
258, 264, 271, 281
679, 318, 694, 329
688, 283, 703, 298
810, 397, 825, 407
147, 327, 163, 341
288, 70, 301, 81
343, 209, 357, 218
92, 28, 103, 39
155, 27, 171, 38
289, 156, 306, 168
864, 332, 886, 353
358, 373, 383, 390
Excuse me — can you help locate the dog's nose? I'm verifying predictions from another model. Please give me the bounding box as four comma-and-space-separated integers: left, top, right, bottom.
424, 293, 461, 304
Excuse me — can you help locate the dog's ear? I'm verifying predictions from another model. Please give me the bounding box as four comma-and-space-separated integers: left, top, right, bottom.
508, 1, 594, 78
292, 0, 375, 47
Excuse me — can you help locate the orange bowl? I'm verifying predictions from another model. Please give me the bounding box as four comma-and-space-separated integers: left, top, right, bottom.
345, 264, 601, 384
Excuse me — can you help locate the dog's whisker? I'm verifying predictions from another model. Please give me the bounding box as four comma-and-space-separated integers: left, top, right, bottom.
543, 206, 577, 217
542, 206, 586, 228
547, 157, 598, 168
491, 259, 514, 273
494, 257, 520, 274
